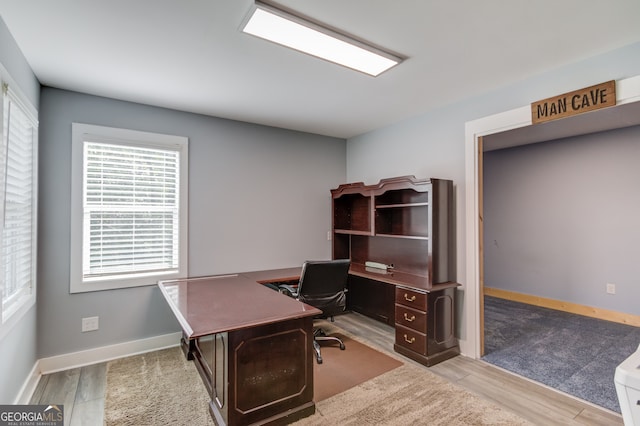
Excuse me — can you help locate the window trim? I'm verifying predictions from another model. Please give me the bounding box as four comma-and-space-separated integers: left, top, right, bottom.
0, 64, 38, 340
70, 123, 188, 293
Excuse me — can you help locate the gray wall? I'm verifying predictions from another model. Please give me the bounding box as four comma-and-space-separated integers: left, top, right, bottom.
483, 126, 640, 315
346, 41, 640, 345
0, 17, 39, 404
38, 87, 346, 358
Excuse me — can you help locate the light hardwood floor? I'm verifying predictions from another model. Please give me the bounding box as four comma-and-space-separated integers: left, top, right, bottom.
30, 312, 622, 426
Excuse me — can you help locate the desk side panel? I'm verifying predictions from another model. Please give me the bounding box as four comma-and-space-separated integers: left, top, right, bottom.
227, 317, 315, 425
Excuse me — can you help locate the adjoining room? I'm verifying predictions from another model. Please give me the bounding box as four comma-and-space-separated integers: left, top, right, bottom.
479, 99, 640, 415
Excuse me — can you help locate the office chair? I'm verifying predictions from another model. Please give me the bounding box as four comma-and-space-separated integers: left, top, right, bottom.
279, 259, 350, 364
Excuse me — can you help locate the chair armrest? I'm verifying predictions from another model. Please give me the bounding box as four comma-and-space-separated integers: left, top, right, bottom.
278, 284, 298, 298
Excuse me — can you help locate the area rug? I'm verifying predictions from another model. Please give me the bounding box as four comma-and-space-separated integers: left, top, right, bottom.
104, 347, 214, 425
104, 334, 401, 425
105, 331, 531, 425
292, 362, 532, 426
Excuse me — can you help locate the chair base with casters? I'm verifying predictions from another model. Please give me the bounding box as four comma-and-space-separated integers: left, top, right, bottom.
312, 319, 345, 364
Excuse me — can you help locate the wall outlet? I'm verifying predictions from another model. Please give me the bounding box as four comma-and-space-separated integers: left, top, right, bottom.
82, 316, 99, 332
327, 230, 332, 241
606, 283, 616, 295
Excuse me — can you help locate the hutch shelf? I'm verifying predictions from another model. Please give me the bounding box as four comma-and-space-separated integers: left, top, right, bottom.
331, 175, 459, 366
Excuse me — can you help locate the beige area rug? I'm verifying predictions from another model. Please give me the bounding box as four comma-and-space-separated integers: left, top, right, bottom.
294, 322, 531, 425
292, 362, 531, 425
104, 334, 401, 425
104, 347, 215, 426
105, 330, 531, 426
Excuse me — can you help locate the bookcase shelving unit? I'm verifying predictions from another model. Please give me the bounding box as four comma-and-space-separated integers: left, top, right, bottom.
331, 176, 459, 366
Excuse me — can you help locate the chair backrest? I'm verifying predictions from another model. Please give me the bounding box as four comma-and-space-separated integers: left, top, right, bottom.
297, 259, 350, 317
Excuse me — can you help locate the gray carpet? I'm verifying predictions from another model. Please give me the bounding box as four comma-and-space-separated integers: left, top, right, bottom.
482, 296, 640, 413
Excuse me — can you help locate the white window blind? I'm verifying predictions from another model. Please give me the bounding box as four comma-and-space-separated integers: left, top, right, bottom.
1, 84, 37, 324
70, 123, 188, 293
83, 141, 180, 279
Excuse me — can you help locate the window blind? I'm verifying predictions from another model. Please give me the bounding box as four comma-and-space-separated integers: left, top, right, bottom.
1, 90, 36, 321
83, 141, 180, 279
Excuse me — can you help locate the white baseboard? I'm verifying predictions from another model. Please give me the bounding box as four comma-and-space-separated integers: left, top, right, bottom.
38, 332, 182, 374
14, 362, 40, 404
17, 332, 182, 404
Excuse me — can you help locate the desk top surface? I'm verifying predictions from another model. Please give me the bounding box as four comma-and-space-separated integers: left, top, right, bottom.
158, 268, 321, 339
349, 263, 460, 292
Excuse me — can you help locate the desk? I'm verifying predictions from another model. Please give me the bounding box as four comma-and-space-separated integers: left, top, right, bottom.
159, 263, 458, 424
348, 264, 460, 366
158, 268, 320, 426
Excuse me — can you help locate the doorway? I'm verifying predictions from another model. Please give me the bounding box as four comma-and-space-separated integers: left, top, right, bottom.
463, 74, 640, 359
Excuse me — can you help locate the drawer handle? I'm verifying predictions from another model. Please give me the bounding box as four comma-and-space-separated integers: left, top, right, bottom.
404, 293, 416, 302
403, 313, 416, 322
403, 334, 415, 344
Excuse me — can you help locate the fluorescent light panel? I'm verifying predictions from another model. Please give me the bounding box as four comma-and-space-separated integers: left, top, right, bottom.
242, 2, 401, 77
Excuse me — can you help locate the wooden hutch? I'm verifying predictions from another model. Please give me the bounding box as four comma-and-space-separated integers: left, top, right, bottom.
331, 175, 459, 366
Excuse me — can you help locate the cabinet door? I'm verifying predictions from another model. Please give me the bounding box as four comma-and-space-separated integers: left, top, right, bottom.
347, 275, 395, 325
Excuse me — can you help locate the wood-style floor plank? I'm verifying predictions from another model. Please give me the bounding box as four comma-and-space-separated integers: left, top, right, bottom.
70, 363, 106, 425
69, 398, 104, 426
29, 373, 49, 405
75, 362, 106, 404
574, 405, 624, 425
334, 312, 395, 351
37, 368, 81, 426
457, 368, 585, 425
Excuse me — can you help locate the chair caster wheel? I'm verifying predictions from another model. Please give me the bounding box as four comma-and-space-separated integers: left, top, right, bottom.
339, 343, 345, 350
316, 357, 323, 364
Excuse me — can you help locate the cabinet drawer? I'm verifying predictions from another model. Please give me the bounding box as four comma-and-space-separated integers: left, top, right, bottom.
395, 287, 427, 310
395, 325, 427, 355
395, 304, 427, 334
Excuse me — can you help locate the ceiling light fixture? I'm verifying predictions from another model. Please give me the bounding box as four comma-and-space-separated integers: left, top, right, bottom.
241, 1, 403, 77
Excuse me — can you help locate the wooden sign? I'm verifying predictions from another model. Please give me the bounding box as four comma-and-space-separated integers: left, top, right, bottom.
531, 80, 616, 124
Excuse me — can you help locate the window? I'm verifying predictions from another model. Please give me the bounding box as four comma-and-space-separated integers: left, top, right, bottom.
70, 124, 188, 293
0, 79, 38, 332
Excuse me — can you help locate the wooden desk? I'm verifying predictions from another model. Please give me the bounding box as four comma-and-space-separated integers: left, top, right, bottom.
347, 264, 460, 366
158, 268, 320, 426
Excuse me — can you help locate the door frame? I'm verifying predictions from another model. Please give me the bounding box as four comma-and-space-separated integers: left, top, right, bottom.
462, 74, 640, 359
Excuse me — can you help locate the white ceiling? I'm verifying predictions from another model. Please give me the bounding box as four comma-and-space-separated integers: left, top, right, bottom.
1, 0, 640, 139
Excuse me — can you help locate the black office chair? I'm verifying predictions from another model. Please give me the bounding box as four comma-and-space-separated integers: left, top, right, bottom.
279, 259, 350, 364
